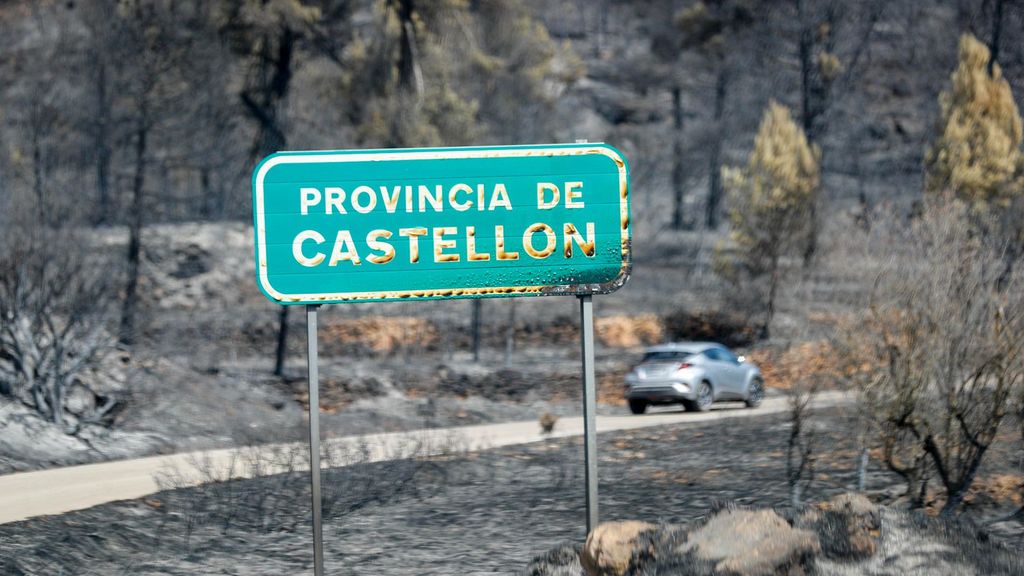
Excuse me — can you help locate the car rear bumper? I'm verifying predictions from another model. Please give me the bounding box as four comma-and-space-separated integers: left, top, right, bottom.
625, 381, 696, 402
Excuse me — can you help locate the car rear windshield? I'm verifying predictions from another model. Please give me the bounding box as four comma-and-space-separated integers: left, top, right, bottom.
642, 351, 693, 362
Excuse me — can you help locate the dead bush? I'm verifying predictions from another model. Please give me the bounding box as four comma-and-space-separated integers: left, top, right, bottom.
0, 224, 124, 433
598, 368, 629, 406
747, 341, 841, 391
320, 316, 439, 356
285, 374, 388, 412
961, 473, 1024, 509
839, 200, 1024, 516
595, 314, 664, 348
434, 366, 579, 402
154, 432, 465, 555
661, 309, 759, 348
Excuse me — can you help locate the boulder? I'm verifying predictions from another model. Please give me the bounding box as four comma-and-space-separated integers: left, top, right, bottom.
581, 521, 656, 576
681, 508, 820, 576
522, 499, 1024, 576
799, 492, 881, 560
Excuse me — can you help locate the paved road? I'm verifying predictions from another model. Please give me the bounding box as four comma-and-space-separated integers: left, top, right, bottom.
0, 391, 848, 525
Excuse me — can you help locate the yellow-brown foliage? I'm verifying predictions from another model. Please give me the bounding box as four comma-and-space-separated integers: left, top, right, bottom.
674, 0, 756, 56
675, 2, 716, 53
354, 0, 574, 148
746, 341, 839, 390
595, 314, 664, 348
925, 34, 1024, 207
217, 0, 320, 33
597, 369, 628, 406
917, 473, 1024, 516
966, 474, 1024, 507
817, 51, 843, 81
322, 316, 438, 354
722, 101, 820, 273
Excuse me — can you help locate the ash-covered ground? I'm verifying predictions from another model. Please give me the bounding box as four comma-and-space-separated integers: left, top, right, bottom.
0, 344, 637, 474
0, 223, 673, 474
3, 407, 1022, 575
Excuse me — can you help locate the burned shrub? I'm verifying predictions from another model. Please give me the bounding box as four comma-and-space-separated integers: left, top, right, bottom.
661, 309, 760, 347
595, 315, 664, 348
0, 225, 123, 433
435, 366, 579, 402
798, 493, 881, 561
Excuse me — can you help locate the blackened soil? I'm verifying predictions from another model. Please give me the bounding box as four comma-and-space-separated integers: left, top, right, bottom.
2, 408, 1021, 575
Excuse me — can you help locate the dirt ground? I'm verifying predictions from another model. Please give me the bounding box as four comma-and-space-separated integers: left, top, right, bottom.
3, 407, 1022, 575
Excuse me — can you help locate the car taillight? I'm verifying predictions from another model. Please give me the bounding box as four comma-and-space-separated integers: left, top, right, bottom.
676, 362, 692, 370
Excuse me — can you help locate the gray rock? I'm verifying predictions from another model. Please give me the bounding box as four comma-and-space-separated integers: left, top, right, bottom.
679, 507, 819, 576
524, 499, 1024, 576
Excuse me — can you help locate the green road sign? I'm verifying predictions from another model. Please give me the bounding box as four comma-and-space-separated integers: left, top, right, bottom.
252, 143, 631, 305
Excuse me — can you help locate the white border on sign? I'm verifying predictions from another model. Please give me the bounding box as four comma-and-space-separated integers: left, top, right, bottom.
254, 145, 630, 303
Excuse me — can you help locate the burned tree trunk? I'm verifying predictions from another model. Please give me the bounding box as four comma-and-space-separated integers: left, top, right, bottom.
671, 86, 689, 230
395, 0, 423, 96
237, 24, 296, 376
705, 68, 728, 229
471, 299, 483, 362
119, 112, 148, 346
786, 376, 818, 507
94, 61, 113, 225
988, 0, 1004, 73
273, 306, 289, 377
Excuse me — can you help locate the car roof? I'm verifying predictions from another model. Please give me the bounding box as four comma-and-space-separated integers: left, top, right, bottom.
643, 342, 724, 354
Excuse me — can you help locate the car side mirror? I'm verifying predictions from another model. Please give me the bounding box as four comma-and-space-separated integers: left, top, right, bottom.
736, 355, 746, 364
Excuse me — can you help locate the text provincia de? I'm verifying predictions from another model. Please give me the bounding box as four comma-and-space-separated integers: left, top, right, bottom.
288, 181, 600, 267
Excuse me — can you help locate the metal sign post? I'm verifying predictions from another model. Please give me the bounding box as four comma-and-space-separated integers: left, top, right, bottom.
579, 295, 599, 533
252, 143, 630, 570
306, 305, 325, 576
575, 137, 599, 534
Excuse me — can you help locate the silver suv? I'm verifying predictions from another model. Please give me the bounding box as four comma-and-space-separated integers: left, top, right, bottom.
624, 342, 764, 414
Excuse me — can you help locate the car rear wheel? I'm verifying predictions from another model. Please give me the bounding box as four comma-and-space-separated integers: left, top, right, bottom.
684, 381, 713, 412
745, 377, 764, 408
628, 399, 648, 415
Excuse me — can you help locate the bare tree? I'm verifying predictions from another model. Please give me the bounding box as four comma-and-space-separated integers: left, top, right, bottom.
850, 200, 1024, 515
113, 2, 194, 347
0, 223, 120, 432
4, 8, 78, 229
472, 300, 483, 362
770, 338, 831, 507
78, 0, 122, 225
785, 359, 820, 507
669, 84, 691, 230
989, 0, 1005, 71
505, 300, 516, 367
957, 0, 1011, 73
219, 0, 323, 376
1019, 392, 1024, 518
674, 0, 759, 229
646, 0, 692, 231
791, 0, 884, 265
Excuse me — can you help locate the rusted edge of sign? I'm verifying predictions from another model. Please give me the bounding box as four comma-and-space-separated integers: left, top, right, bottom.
252, 144, 631, 304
